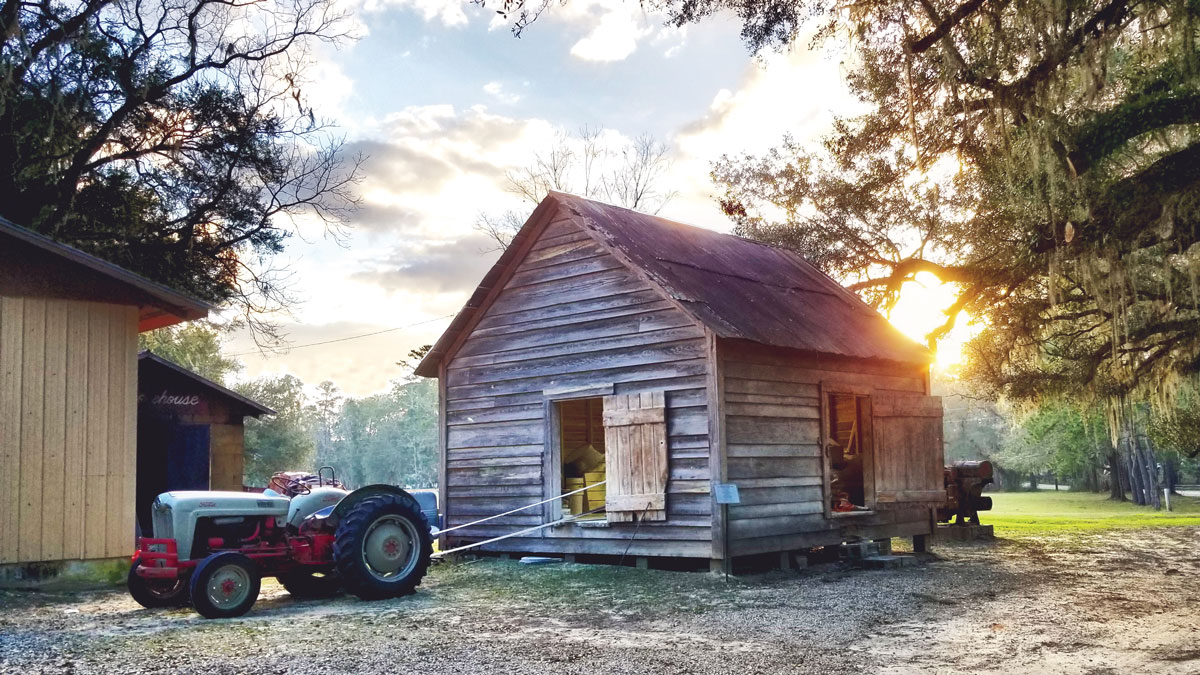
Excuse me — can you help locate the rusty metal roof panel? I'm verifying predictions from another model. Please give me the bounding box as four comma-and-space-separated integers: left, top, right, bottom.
558, 193, 930, 365
416, 193, 931, 377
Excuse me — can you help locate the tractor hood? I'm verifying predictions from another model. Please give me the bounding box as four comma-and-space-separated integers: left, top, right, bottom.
157, 491, 291, 513
151, 491, 291, 562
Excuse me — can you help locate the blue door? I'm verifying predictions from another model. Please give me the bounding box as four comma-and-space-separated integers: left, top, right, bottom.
167, 425, 211, 491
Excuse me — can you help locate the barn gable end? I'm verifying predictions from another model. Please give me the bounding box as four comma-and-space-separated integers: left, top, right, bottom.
440, 211, 716, 557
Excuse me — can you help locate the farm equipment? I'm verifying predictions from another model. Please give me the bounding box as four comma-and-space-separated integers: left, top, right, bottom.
128, 467, 436, 619
937, 460, 994, 526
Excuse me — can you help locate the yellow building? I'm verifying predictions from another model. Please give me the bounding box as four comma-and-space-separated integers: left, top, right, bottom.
1, 218, 210, 565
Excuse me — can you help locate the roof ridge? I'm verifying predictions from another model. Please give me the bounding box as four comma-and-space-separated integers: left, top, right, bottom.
550, 190, 809, 255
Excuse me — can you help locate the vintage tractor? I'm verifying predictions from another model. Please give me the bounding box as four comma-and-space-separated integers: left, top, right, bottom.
128, 468, 436, 619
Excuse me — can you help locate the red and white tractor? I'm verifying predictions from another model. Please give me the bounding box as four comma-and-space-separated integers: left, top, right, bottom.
128, 468, 436, 619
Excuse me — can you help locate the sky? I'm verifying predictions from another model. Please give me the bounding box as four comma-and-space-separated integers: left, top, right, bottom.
222, 0, 967, 397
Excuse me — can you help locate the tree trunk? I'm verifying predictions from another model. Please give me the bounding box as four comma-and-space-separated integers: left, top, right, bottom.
1164, 459, 1178, 495
1030, 472, 1040, 491
1135, 431, 1161, 509
1126, 423, 1146, 506
1107, 451, 1125, 500
1119, 452, 1132, 493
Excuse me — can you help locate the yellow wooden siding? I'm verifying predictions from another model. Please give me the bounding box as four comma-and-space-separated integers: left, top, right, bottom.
209, 423, 245, 491
1, 297, 22, 564
0, 297, 139, 564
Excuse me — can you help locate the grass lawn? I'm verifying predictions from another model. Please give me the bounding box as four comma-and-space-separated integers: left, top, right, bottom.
987, 490, 1200, 535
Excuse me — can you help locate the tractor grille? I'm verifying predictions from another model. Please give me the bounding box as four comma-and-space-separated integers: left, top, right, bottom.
151, 505, 173, 540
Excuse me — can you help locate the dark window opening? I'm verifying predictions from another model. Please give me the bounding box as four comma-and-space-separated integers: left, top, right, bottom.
558, 398, 606, 519
827, 393, 869, 512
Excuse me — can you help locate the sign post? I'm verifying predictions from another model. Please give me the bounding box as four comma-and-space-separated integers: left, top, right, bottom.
714, 483, 741, 581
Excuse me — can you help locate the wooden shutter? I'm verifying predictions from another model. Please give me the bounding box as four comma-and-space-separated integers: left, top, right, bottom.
872, 394, 945, 506
602, 392, 668, 522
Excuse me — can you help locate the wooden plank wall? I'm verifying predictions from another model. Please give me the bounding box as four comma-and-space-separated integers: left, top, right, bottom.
1, 297, 139, 564
442, 218, 713, 557
719, 340, 932, 555
209, 423, 246, 491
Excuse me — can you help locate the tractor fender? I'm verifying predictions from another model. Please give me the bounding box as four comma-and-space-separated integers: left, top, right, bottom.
329, 485, 427, 530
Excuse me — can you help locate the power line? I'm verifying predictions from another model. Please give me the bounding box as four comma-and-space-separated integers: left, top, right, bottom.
228, 314, 456, 358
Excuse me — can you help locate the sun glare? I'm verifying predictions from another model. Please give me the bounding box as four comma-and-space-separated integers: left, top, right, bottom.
884, 272, 974, 373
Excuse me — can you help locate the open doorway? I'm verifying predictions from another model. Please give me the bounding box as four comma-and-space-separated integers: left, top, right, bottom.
557, 398, 607, 519
826, 393, 871, 512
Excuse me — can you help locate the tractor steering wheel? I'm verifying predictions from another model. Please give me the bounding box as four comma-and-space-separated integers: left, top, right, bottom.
269, 474, 311, 496
288, 478, 312, 495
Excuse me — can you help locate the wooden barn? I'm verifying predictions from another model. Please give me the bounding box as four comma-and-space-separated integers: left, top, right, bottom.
135, 351, 273, 535
415, 192, 944, 568
0, 218, 210, 567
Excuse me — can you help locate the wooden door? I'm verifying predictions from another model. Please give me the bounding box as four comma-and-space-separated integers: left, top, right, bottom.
872, 394, 945, 506
167, 424, 211, 492
602, 392, 668, 522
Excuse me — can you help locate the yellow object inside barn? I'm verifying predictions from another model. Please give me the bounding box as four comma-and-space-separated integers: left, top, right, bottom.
559, 398, 606, 518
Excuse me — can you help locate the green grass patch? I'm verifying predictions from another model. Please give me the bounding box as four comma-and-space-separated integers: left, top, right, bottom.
987, 490, 1200, 535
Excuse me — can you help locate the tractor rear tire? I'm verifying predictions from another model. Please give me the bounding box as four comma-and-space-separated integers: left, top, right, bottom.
277, 569, 342, 599
333, 493, 432, 601
127, 561, 190, 608
190, 552, 261, 619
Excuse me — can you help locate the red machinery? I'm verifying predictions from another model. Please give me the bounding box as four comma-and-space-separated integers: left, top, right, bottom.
129, 469, 433, 619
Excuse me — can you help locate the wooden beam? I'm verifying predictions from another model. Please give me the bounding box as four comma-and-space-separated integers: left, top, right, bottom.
706, 332, 727, 561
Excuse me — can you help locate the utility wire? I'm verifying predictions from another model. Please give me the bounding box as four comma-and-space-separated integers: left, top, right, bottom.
227, 313, 455, 357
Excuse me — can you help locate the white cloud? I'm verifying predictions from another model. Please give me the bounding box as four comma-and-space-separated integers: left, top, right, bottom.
225, 104, 563, 394
653, 24, 687, 58
482, 81, 521, 104
304, 56, 357, 128
569, 5, 653, 62
655, 43, 861, 229
676, 48, 857, 161
359, 0, 468, 26
487, 11, 509, 32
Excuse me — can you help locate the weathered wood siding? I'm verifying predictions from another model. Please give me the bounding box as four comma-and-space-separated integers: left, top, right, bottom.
209, 423, 245, 491
1, 297, 138, 564
719, 340, 933, 555
442, 217, 713, 557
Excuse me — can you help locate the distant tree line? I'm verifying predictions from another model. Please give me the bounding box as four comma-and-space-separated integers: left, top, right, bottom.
140, 324, 438, 489
940, 375, 1200, 496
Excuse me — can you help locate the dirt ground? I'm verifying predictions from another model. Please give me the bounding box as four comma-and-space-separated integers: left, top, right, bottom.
1, 527, 1198, 675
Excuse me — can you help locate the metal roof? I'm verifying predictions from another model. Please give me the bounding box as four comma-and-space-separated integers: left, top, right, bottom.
0, 216, 212, 331
139, 351, 275, 417
416, 192, 930, 377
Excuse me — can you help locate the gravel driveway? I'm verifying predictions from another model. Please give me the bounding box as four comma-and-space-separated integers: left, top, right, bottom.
2, 528, 1197, 674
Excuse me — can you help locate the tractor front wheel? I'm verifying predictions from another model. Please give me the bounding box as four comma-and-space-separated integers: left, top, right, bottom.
333, 494, 432, 601
127, 561, 190, 608
189, 552, 261, 619
277, 569, 342, 599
